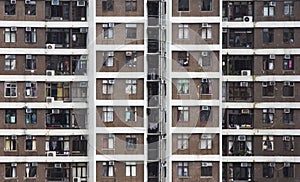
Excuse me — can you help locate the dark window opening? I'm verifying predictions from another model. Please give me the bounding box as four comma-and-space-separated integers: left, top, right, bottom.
178, 0, 189, 11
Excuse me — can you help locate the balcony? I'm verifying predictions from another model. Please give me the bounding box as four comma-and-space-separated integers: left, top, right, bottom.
46, 136, 87, 156
223, 29, 253, 49
222, 56, 253, 75
223, 162, 253, 182
227, 82, 253, 102
46, 55, 87, 75
222, 1, 253, 22
223, 136, 253, 156
46, 82, 87, 102
46, 109, 86, 129
223, 109, 253, 129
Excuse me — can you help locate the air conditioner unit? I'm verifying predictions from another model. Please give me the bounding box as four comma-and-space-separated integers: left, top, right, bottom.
201, 51, 208, 57
80, 55, 88, 60
11, 163, 17, 167
284, 81, 289, 86
73, 177, 81, 182
284, 162, 290, 167
202, 23, 209, 28
240, 82, 248, 87
161, 26, 166, 30
25, 0, 31, 4
201, 78, 208, 83
54, 163, 62, 168
102, 23, 109, 28
26, 108, 32, 113
11, 136, 17, 140
25, 27, 31, 31
126, 51, 133, 57
262, 82, 268, 87
52, 0, 59, 5
269, 108, 275, 113
80, 82, 88, 87
11, 0, 16, 4
241, 109, 249, 114
109, 161, 114, 165
269, 162, 275, 167
202, 162, 212, 167
11, 27, 17, 31
46, 151, 56, 157
289, 82, 294, 86
222, 17, 228, 22
46, 70, 55, 76
46, 44, 55, 49
238, 135, 246, 141
241, 70, 251, 76
108, 52, 114, 57
222, 28, 228, 33
77, 0, 85, 6
201, 106, 210, 111
26, 135, 32, 140
283, 136, 290, 141
80, 27, 88, 33
284, 54, 291, 59
26, 54, 32, 59
269, 54, 275, 59
52, 109, 60, 114
81, 17, 86, 21
269, 2, 276, 6
46, 97, 54, 102
284, 108, 290, 113
243, 16, 253, 22
240, 162, 248, 167
269, 81, 275, 86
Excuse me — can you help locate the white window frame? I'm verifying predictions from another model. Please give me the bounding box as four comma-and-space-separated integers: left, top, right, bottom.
4, 82, 17, 97
177, 134, 189, 150
4, 28, 16, 43
125, 80, 137, 94
102, 79, 114, 94
126, 106, 137, 122
125, 162, 137, 176
200, 134, 213, 150
178, 24, 189, 39
5, 55, 16, 70
103, 134, 115, 150
103, 106, 113, 122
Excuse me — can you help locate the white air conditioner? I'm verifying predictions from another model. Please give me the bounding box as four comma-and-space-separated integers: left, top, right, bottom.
269, 54, 275, 59
11, 163, 17, 167
283, 136, 290, 141
269, 162, 275, 167
202, 23, 209, 28
241, 109, 250, 114
52, 109, 60, 114
238, 135, 246, 141
201, 106, 210, 111
11, 136, 17, 140
80, 82, 88, 87
126, 51, 132, 57
241, 70, 251, 76
46, 151, 56, 157
107, 52, 114, 57
284, 108, 290, 113
202, 162, 212, 167
25, 27, 31, 31
11, 27, 17, 31
202, 51, 208, 57
80, 27, 88, 33
284, 162, 290, 167
269, 81, 275, 86
54, 163, 62, 168
222, 28, 228, 33
73, 177, 81, 182
26, 54, 32, 59
46, 70, 55, 76
161, 26, 166, 30
26, 108, 32, 113
269, 2, 276, 6
241, 162, 248, 167
284, 54, 291, 59
52, 0, 59, 5
25, 0, 31, 4
289, 82, 294, 86
201, 78, 208, 83
77, 0, 85, 6
269, 108, 275, 113
222, 17, 228, 22
262, 82, 268, 87
240, 82, 248, 87
11, 0, 16, 4
109, 161, 114, 165
26, 135, 32, 140
46, 44, 55, 49
46, 97, 54, 102
243, 16, 253, 22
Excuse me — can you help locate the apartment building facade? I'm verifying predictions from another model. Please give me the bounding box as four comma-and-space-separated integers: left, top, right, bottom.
0, 0, 300, 181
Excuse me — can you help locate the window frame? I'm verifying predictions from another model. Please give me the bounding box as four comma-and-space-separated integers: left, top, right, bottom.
282, 81, 294, 97
102, 0, 114, 11
263, 28, 274, 44
5, 0, 16, 15
201, 24, 212, 39
25, 109, 37, 125
126, 106, 137, 122
125, 80, 137, 94
178, 162, 189, 177
178, 0, 189, 11
25, 0, 36, 16
126, 135, 137, 150
5, 163, 17, 178
5, 109, 17, 124
25, 55, 37, 71
103, 106, 113, 122
102, 162, 114, 176
201, 162, 213, 177
5, 136, 17, 151
177, 79, 189, 95
25, 136, 37, 151
200, 134, 213, 150
178, 24, 189, 39
125, 0, 137, 12
25, 162, 37, 178
201, 0, 212, 11
284, 1, 294, 16
262, 135, 274, 151
4, 28, 16, 43
263, 2, 275, 16
102, 134, 115, 150
263, 163, 274, 178
5, 55, 16, 70
25, 28, 37, 43
102, 79, 114, 94
102, 23, 114, 39
178, 106, 189, 122
125, 162, 137, 176
126, 24, 137, 39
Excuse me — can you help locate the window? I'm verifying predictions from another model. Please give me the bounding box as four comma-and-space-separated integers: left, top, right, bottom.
126, 106, 137, 122
5, 109, 16, 124
102, 162, 114, 176
25, 0, 36, 15
102, 23, 114, 39
72, 137, 87, 155
201, 24, 212, 39
103, 52, 114, 67
5, 0, 16, 15
263, 56, 274, 71
25, 82, 37, 98
25, 163, 37, 178
126, 51, 137, 67
283, 163, 294, 177
200, 106, 211, 122
102, 0, 114, 11
25, 55, 37, 71
200, 79, 212, 95
25, 136, 37, 151
5, 163, 17, 178
284, 1, 294, 16
102, 79, 114, 94
264, 2, 275, 16
262, 136, 274, 151
283, 55, 294, 70
178, 107, 189, 122
5, 55, 16, 70
283, 81, 294, 97
199, 52, 211, 66
125, 80, 137, 94
263, 29, 274, 44
4, 28, 17, 42
178, 24, 189, 39
125, 162, 136, 176
126, 24, 137, 39
263, 108, 275, 124
177, 79, 189, 94
45, 136, 70, 154
46, 109, 71, 128
200, 134, 212, 149
25, 28, 37, 43
283, 136, 294, 151
72, 163, 88, 180
178, 0, 189, 11
25, 109, 37, 124
283, 109, 294, 124
125, 0, 137, 11
262, 82, 275, 97
103, 134, 114, 149
283, 29, 294, 44
5, 136, 17, 151
4, 82, 17, 97
126, 135, 137, 150
201, 0, 212, 11
201, 162, 212, 177
263, 163, 274, 178
178, 162, 189, 177
232, 163, 252, 181
103, 107, 113, 122
178, 52, 189, 66
228, 136, 252, 155
177, 134, 189, 150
